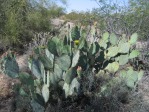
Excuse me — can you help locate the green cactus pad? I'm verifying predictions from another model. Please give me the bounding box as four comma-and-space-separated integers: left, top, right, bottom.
118, 42, 130, 53
71, 50, 80, 67
106, 46, 119, 58
63, 78, 80, 98
39, 56, 53, 70
55, 55, 71, 71
47, 37, 59, 55
105, 62, 119, 73
69, 78, 80, 96
118, 55, 129, 65
4, 57, 19, 78
56, 40, 64, 56
119, 70, 127, 78
54, 64, 63, 80
49, 72, 57, 86
31, 59, 43, 79
19, 72, 34, 86
129, 33, 138, 45
109, 33, 118, 45
89, 42, 100, 55
62, 45, 71, 55
78, 36, 85, 49
99, 39, 107, 49
64, 67, 77, 84
45, 49, 54, 64
102, 32, 109, 42
129, 50, 140, 59
63, 82, 70, 98
1, 53, 19, 78
42, 84, 50, 103
71, 26, 80, 41
77, 55, 88, 70
126, 79, 135, 88
121, 68, 143, 88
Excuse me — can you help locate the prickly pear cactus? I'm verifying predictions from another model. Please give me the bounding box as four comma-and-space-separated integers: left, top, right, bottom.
0, 24, 144, 112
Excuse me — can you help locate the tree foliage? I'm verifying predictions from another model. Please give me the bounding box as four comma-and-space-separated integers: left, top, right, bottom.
0, 0, 66, 50
92, 0, 149, 40
63, 0, 149, 40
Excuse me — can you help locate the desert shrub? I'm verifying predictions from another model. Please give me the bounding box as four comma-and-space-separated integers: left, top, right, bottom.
0, 0, 66, 52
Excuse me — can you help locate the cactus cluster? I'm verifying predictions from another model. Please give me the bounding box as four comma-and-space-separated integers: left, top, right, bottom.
28, 31, 143, 101
28, 37, 83, 100
0, 26, 144, 111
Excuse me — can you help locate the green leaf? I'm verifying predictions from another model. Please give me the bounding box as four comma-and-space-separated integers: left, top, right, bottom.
129, 33, 138, 44
129, 50, 140, 59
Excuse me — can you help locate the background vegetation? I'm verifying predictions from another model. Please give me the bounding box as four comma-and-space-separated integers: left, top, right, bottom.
63, 0, 149, 40
0, 0, 149, 52
0, 0, 66, 51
